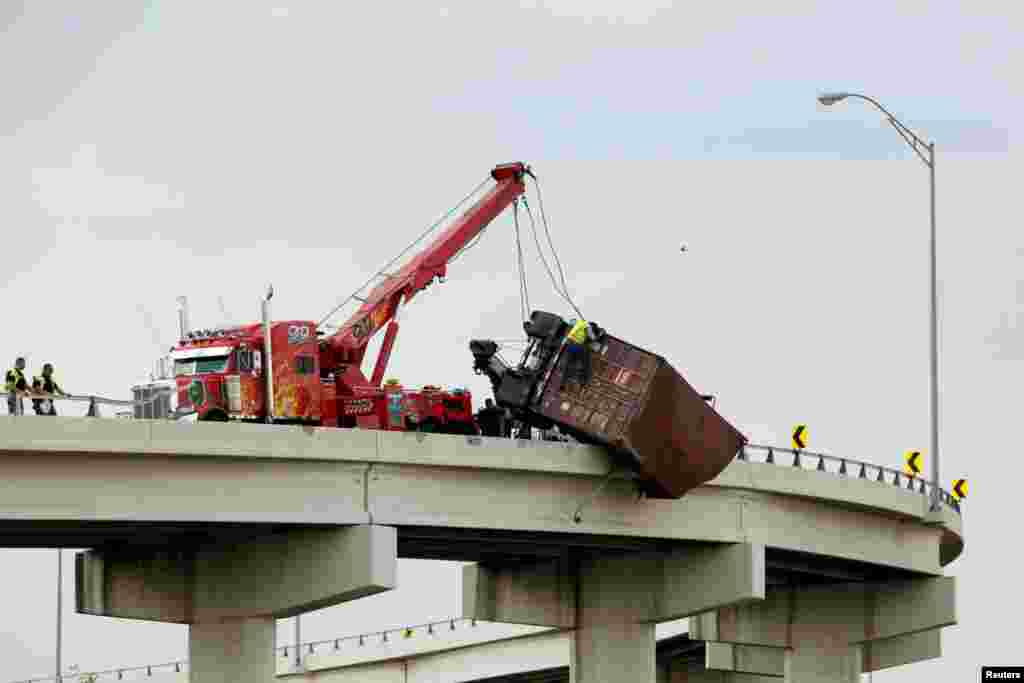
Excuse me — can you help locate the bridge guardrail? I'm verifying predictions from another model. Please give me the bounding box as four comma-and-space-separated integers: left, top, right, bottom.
738, 443, 961, 514
1, 388, 173, 418
8, 617, 484, 682
275, 616, 483, 661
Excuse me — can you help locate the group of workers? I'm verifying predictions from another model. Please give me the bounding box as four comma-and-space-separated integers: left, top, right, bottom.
5, 357, 69, 416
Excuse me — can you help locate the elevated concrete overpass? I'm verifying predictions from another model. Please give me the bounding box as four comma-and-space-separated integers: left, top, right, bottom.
0, 417, 963, 682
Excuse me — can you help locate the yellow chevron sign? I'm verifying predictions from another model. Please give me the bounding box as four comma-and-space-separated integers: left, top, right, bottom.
792, 425, 807, 450
951, 479, 967, 500
903, 450, 923, 476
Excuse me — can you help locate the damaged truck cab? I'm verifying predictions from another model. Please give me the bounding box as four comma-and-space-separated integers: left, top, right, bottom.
472, 310, 748, 499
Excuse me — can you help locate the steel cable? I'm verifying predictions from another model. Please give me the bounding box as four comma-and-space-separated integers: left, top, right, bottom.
317, 176, 492, 328
512, 199, 531, 322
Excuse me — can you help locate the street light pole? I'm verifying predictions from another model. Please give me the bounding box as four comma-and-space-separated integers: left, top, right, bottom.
927, 140, 939, 514
818, 92, 941, 512
56, 549, 62, 683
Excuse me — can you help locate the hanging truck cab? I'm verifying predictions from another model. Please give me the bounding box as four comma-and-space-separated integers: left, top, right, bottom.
471, 310, 748, 499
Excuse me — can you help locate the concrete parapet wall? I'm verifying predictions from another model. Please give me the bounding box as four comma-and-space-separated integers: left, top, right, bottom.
0, 420, 956, 575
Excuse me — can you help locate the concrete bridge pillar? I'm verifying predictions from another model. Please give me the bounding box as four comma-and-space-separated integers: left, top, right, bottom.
76, 525, 397, 682
570, 552, 658, 682
189, 617, 276, 682
463, 542, 766, 683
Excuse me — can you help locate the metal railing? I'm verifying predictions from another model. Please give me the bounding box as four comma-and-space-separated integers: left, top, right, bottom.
13, 659, 186, 682
8, 618, 483, 682
275, 616, 481, 660
1, 388, 173, 418
738, 443, 961, 514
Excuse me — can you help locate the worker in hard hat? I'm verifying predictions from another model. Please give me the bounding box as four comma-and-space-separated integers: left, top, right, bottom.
561, 318, 594, 391
31, 363, 67, 416
5, 357, 29, 415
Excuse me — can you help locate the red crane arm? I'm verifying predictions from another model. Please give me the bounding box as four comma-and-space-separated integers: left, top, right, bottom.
327, 162, 530, 363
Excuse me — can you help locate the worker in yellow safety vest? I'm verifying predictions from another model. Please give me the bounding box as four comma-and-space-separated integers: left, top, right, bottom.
561, 318, 594, 390
5, 357, 29, 416
32, 363, 67, 416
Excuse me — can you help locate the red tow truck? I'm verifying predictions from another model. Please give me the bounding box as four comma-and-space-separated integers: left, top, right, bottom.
170, 162, 531, 434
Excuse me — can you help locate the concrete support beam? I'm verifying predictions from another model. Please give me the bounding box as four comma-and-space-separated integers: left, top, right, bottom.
705, 642, 783, 677
855, 576, 956, 642
463, 557, 575, 628
860, 628, 942, 672
689, 576, 956, 648
462, 543, 765, 629
689, 577, 955, 682
189, 617, 275, 683
669, 669, 778, 682
77, 525, 397, 622
658, 543, 765, 622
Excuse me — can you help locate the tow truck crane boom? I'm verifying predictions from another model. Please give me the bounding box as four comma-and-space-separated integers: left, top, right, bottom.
324, 162, 532, 389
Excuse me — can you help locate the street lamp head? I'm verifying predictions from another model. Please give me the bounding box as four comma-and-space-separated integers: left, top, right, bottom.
818, 92, 850, 106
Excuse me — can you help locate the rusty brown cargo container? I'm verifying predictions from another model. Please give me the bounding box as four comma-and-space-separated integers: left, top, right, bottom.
534, 334, 747, 499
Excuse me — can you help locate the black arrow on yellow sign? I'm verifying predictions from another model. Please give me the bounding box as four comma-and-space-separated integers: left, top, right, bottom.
792, 425, 807, 450
952, 479, 968, 500
904, 450, 922, 476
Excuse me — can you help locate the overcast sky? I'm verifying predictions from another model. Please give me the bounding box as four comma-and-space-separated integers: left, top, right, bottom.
0, 1, 1018, 680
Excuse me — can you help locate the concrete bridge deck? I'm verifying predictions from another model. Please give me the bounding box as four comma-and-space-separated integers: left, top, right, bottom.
0, 417, 964, 682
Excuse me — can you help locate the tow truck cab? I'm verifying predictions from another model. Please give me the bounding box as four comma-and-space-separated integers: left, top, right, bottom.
171, 320, 321, 422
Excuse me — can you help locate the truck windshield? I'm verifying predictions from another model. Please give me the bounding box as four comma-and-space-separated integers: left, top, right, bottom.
175, 355, 231, 376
